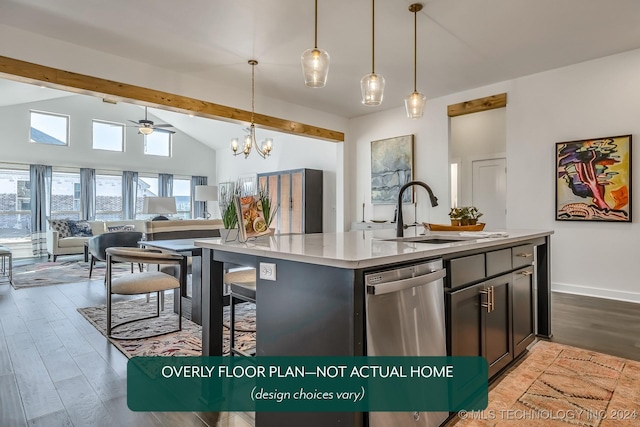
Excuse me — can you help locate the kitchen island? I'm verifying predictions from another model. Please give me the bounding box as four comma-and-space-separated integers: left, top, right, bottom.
195, 228, 552, 427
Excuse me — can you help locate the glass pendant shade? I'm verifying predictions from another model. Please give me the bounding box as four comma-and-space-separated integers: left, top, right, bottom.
301, 48, 330, 88
405, 91, 427, 118
360, 73, 385, 106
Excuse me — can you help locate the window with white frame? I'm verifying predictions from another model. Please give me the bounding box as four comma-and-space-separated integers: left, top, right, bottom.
92, 120, 124, 152
136, 176, 159, 217
95, 174, 123, 221
30, 110, 69, 146
173, 178, 192, 219
144, 130, 172, 157
50, 172, 81, 221
0, 169, 31, 240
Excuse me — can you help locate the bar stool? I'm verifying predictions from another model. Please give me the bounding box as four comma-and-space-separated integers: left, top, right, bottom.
0, 246, 12, 284
226, 269, 256, 356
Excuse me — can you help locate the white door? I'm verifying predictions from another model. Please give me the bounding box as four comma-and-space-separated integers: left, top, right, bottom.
472, 158, 506, 229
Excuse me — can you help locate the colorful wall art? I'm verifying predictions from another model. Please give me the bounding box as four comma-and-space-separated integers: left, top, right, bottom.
556, 135, 631, 222
371, 135, 414, 204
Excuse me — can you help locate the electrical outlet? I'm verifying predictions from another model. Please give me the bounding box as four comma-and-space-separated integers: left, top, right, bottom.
259, 262, 277, 281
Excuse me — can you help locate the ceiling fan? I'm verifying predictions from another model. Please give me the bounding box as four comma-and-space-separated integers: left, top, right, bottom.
129, 106, 175, 135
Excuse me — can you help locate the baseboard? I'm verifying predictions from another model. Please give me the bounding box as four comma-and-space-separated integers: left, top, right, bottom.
552, 282, 640, 304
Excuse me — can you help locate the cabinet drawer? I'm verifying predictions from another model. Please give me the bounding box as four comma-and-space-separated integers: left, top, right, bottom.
512, 244, 535, 268
486, 249, 512, 277
449, 254, 485, 288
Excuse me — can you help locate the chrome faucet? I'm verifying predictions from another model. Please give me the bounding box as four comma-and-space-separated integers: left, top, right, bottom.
396, 180, 439, 237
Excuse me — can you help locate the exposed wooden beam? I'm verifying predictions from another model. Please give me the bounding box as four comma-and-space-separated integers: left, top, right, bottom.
0, 55, 344, 142
447, 93, 507, 117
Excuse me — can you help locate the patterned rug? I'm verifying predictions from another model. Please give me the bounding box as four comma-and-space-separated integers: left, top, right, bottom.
452, 340, 640, 427
12, 260, 133, 289
77, 297, 256, 357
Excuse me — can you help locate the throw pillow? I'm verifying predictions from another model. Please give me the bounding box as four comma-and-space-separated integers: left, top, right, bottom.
67, 220, 93, 237
107, 224, 135, 232
48, 219, 71, 238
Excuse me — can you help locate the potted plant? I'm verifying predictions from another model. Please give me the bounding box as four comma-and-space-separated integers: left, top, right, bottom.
466, 206, 483, 225
219, 185, 239, 241
449, 207, 463, 226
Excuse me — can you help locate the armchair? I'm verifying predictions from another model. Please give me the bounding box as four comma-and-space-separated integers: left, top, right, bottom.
87, 231, 144, 278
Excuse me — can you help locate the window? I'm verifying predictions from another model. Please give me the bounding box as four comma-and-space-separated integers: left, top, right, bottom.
173, 178, 192, 219
144, 130, 171, 156
92, 120, 124, 151
0, 169, 31, 241
30, 110, 69, 146
136, 176, 159, 217
51, 172, 81, 220
95, 174, 122, 221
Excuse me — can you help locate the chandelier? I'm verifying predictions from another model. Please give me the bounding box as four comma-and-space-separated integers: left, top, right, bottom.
231, 60, 273, 159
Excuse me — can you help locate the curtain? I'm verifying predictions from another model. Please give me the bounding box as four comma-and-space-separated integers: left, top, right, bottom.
191, 176, 207, 219
30, 164, 52, 256
158, 173, 173, 197
122, 171, 138, 220
80, 168, 96, 221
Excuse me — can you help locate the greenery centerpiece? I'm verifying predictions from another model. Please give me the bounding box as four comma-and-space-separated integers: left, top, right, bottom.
218, 183, 240, 241
449, 206, 483, 226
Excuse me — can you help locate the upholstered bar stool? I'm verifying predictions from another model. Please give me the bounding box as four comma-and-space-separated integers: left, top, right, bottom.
106, 247, 186, 339
226, 269, 257, 356
0, 246, 12, 284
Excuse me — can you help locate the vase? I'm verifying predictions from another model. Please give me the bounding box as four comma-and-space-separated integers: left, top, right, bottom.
450, 219, 461, 226
219, 228, 238, 242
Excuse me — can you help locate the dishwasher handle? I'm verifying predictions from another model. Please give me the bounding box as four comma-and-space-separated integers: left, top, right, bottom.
367, 269, 446, 296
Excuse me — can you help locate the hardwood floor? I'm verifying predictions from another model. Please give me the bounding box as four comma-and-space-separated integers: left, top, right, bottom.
1, 269, 638, 426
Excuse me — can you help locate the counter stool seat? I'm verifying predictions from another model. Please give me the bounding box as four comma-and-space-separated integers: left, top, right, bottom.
0, 246, 12, 284
228, 269, 256, 357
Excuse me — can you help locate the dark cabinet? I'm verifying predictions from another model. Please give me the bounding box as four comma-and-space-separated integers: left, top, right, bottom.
512, 266, 535, 357
257, 168, 323, 234
446, 244, 536, 379
448, 274, 513, 378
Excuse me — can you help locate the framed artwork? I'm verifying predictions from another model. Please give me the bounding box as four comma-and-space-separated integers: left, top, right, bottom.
371, 134, 414, 204
556, 135, 632, 222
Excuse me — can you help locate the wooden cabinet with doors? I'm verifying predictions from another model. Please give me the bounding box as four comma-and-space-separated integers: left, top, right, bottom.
446, 243, 536, 379
258, 168, 323, 234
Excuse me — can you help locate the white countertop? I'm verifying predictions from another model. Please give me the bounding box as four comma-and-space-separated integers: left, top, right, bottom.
194, 228, 553, 269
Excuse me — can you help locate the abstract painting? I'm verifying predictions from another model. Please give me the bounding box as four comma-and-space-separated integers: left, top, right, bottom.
371, 135, 414, 204
556, 135, 631, 222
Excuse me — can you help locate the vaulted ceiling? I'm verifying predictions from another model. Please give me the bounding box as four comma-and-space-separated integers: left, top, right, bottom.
2, 0, 640, 143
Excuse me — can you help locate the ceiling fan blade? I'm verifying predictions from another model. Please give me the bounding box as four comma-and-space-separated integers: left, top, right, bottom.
128, 120, 141, 125
153, 124, 174, 128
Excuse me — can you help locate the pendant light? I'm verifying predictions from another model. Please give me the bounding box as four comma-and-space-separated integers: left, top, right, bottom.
360, 0, 385, 106
230, 60, 273, 159
301, 0, 330, 88
405, 3, 427, 118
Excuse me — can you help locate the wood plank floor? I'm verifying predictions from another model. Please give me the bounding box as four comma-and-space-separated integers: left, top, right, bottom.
1, 268, 638, 426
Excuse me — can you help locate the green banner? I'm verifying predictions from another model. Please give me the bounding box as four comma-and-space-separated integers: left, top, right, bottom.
128, 356, 487, 412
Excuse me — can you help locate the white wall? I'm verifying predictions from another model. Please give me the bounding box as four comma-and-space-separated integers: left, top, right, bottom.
0, 94, 217, 179
347, 49, 640, 303
215, 135, 338, 232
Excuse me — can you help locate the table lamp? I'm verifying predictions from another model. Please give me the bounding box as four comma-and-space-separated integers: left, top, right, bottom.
143, 197, 177, 221
194, 185, 218, 219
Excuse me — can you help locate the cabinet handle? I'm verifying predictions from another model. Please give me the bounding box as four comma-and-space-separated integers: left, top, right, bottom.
479, 287, 494, 313
519, 270, 533, 276
516, 252, 533, 258
491, 286, 495, 313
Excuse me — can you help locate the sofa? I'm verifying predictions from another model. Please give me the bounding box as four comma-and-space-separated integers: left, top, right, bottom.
47, 219, 145, 261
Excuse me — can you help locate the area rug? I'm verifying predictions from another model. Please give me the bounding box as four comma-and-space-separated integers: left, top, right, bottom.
452, 340, 640, 427
12, 260, 132, 289
77, 297, 256, 357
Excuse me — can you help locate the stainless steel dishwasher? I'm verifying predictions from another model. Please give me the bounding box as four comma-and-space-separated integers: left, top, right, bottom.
365, 258, 448, 427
